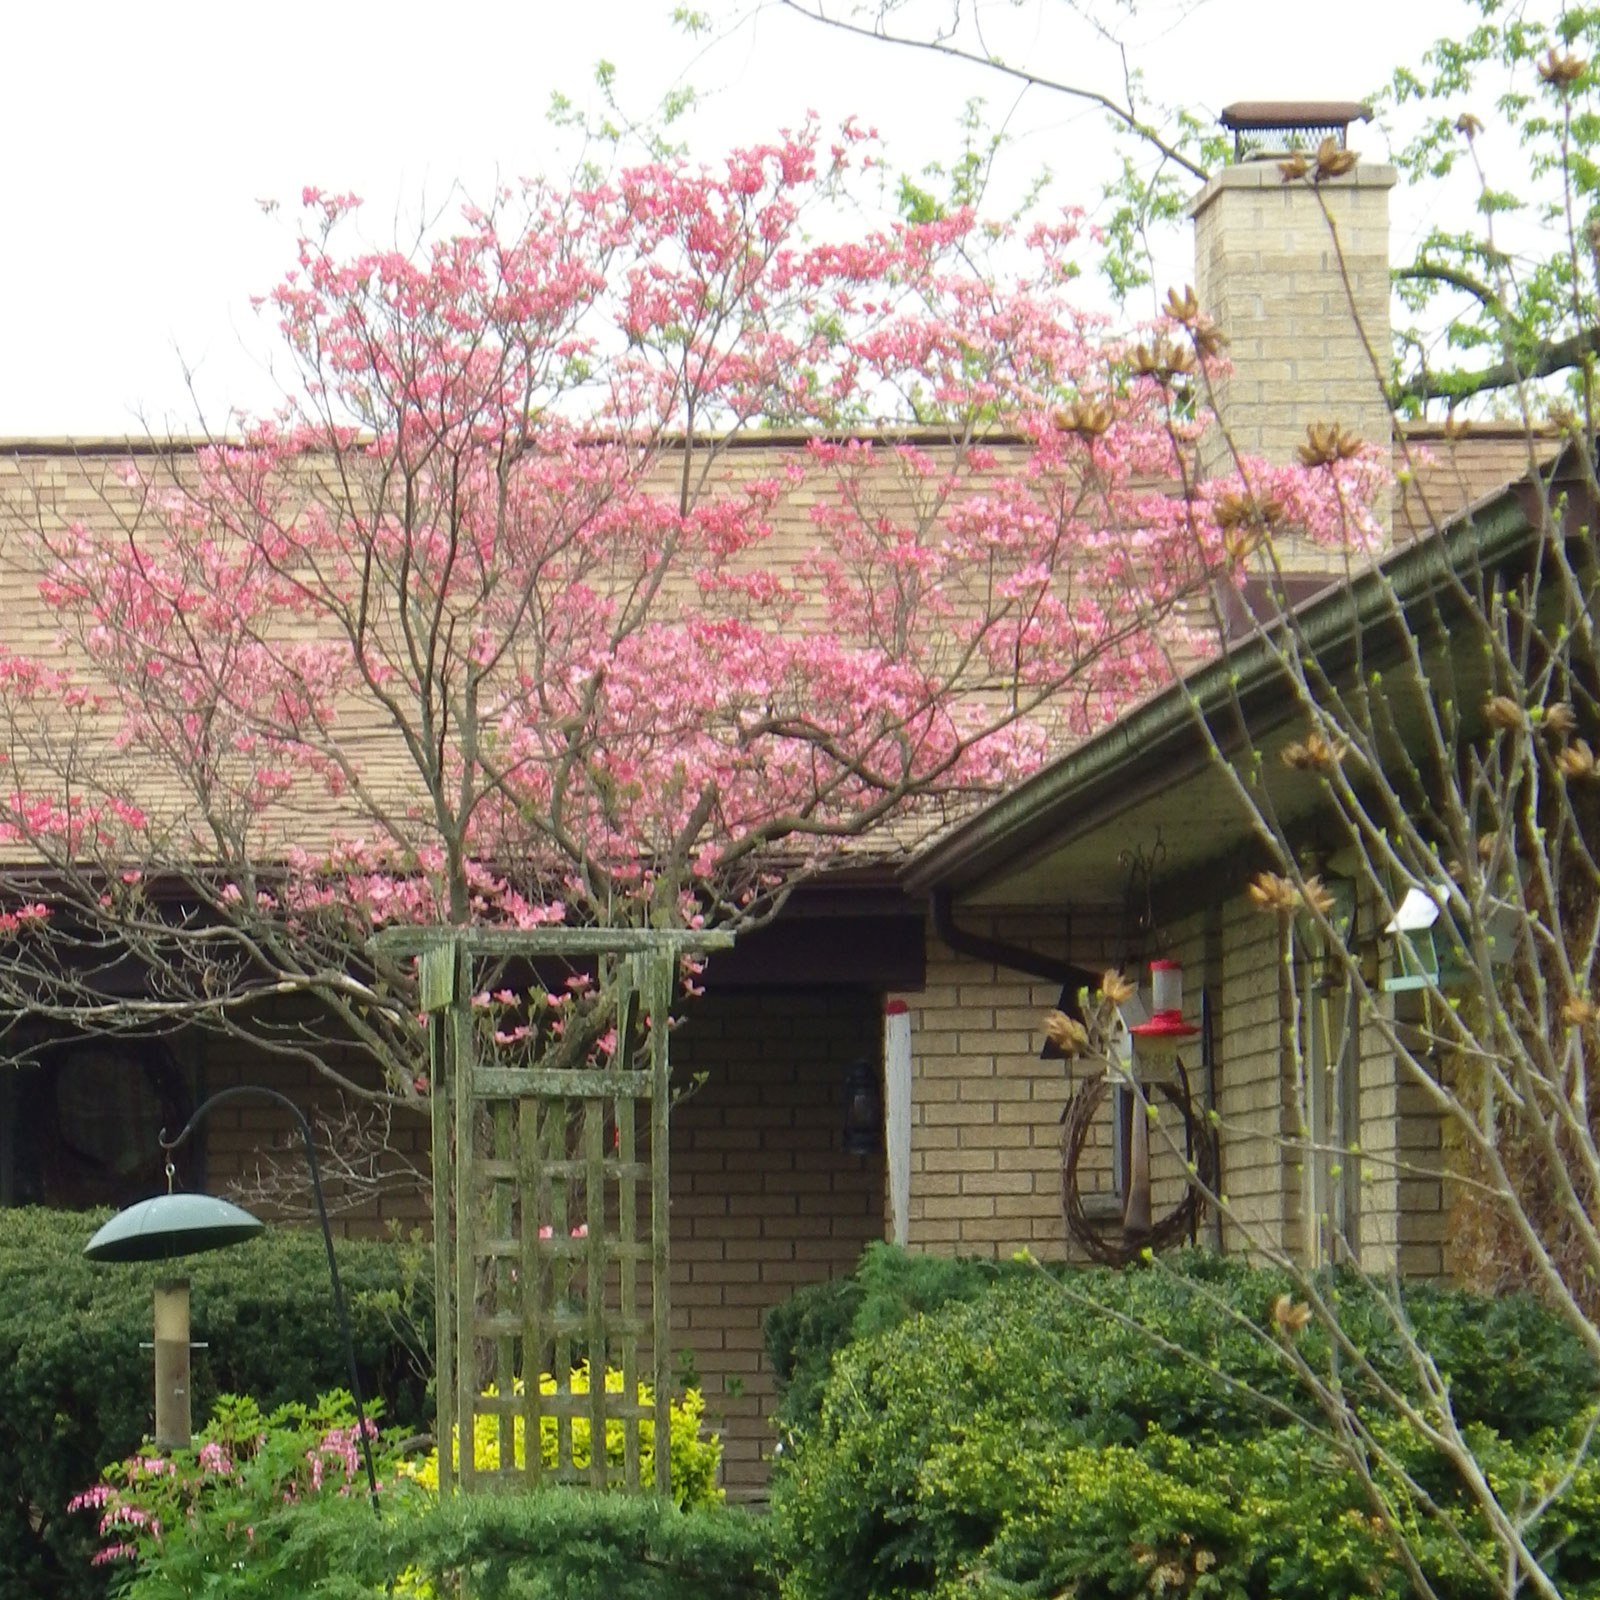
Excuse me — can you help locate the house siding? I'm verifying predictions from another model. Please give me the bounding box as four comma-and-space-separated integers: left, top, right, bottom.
903, 915, 1098, 1257
176, 1032, 433, 1234
1212, 895, 1292, 1256
1357, 994, 1447, 1279
903, 911, 1211, 1262
897, 890, 1445, 1281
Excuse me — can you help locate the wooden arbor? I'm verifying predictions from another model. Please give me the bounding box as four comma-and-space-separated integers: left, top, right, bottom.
371, 927, 731, 1494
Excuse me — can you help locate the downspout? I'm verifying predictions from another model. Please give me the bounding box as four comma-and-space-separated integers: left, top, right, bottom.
1201, 988, 1223, 1251
930, 889, 1099, 1012
1203, 899, 1225, 1251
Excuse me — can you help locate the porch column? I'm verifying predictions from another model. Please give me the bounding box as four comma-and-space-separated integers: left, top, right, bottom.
884, 999, 912, 1246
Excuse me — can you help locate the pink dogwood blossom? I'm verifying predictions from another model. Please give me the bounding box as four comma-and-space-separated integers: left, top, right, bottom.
0, 123, 1378, 1105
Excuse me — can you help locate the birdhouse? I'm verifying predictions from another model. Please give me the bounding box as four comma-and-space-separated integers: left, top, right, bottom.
1382, 884, 1519, 992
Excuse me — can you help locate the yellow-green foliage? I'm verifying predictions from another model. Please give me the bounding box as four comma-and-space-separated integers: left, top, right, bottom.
407, 1363, 721, 1508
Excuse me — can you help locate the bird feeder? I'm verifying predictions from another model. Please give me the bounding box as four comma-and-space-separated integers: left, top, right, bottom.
1382, 884, 1518, 992
1128, 960, 1199, 1066
151, 1279, 193, 1450
83, 1084, 379, 1511
85, 1188, 264, 1450
1122, 961, 1199, 1237
84, 1191, 266, 1264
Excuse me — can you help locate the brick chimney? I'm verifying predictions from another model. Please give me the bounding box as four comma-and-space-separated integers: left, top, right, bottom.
1189, 103, 1396, 481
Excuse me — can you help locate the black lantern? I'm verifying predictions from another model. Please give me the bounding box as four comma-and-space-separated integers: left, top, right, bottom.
841, 1058, 882, 1155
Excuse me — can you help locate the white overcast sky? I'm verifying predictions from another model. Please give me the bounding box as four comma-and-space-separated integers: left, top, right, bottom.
4, 0, 1472, 436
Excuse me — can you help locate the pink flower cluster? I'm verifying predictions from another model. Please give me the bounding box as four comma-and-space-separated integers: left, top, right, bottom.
71, 1411, 379, 1569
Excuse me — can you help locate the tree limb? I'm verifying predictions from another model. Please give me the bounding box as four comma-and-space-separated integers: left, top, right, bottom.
773, 0, 1210, 181
1394, 323, 1600, 404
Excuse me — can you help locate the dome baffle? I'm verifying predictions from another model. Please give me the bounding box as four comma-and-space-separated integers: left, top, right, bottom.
84, 1192, 266, 1262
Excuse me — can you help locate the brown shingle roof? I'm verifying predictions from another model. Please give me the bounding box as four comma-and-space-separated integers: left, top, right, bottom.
1395, 423, 1562, 540
0, 428, 1549, 869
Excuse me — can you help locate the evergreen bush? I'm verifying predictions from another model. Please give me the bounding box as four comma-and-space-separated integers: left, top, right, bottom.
763, 1242, 1013, 1436
379, 1491, 776, 1600
767, 1249, 1600, 1600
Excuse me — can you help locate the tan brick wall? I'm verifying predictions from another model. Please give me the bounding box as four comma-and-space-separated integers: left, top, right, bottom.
1359, 986, 1447, 1279
905, 917, 1089, 1258
1355, 976, 1402, 1271
669, 987, 883, 1498
1211, 895, 1291, 1255
1200, 883, 1445, 1276
175, 1019, 432, 1237
904, 912, 1206, 1261
898, 891, 1449, 1276
1394, 1066, 1447, 1279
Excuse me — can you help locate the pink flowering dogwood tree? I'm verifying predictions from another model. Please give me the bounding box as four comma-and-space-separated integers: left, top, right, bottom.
0, 125, 1378, 1113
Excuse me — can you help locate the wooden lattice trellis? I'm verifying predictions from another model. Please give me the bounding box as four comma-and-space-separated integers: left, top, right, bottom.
371, 927, 731, 1495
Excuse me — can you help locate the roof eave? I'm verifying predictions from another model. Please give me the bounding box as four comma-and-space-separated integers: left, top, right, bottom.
901, 465, 1559, 897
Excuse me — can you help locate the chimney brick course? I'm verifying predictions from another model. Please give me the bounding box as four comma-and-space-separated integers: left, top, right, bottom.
1190, 162, 1397, 477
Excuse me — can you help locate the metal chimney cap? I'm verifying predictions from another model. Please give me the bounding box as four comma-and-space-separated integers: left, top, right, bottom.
1220, 101, 1373, 162
1220, 101, 1373, 131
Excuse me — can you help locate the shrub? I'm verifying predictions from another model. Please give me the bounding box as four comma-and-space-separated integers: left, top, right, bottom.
767, 1250, 1600, 1600
767, 1247, 1600, 1450
76, 1391, 768, 1600
1400, 1282, 1600, 1438
763, 1276, 862, 1439
0, 1206, 432, 1599
937, 1422, 1534, 1600
763, 1242, 1012, 1436
70, 1389, 386, 1595
382, 1492, 776, 1600
405, 1363, 723, 1509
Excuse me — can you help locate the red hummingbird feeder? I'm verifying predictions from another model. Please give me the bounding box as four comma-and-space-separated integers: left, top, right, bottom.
1128, 959, 1198, 1045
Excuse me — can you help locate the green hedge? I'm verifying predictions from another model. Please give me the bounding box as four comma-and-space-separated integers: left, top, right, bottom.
764, 1243, 1013, 1437
366, 1489, 775, 1600
0, 1205, 432, 1599
767, 1245, 1598, 1444
767, 1249, 1600, 1600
